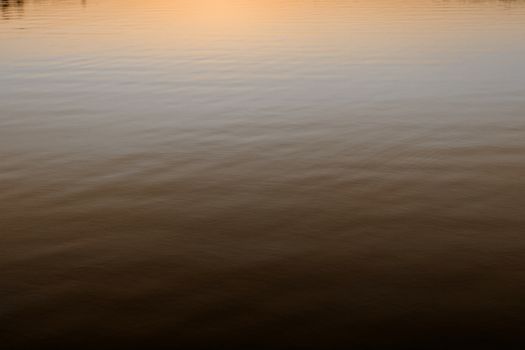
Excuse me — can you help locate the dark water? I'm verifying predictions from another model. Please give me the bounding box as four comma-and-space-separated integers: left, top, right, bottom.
1, 0, 525, 348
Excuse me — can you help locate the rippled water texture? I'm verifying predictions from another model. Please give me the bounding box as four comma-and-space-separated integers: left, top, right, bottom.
1, 0, 525, 348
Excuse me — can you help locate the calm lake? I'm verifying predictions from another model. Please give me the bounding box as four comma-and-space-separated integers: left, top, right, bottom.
1, 0, 525, 348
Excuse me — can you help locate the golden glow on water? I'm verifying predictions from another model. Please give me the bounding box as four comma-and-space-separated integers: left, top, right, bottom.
3, 0, 525, 58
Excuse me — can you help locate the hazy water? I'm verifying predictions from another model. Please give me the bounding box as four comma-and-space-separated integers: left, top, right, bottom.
2, 0, 525, 348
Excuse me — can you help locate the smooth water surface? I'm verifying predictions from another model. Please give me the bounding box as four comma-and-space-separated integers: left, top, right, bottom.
1, 0, 525, 347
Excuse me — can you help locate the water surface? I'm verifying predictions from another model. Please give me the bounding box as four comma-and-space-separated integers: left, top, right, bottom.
1, 0, 525, 348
